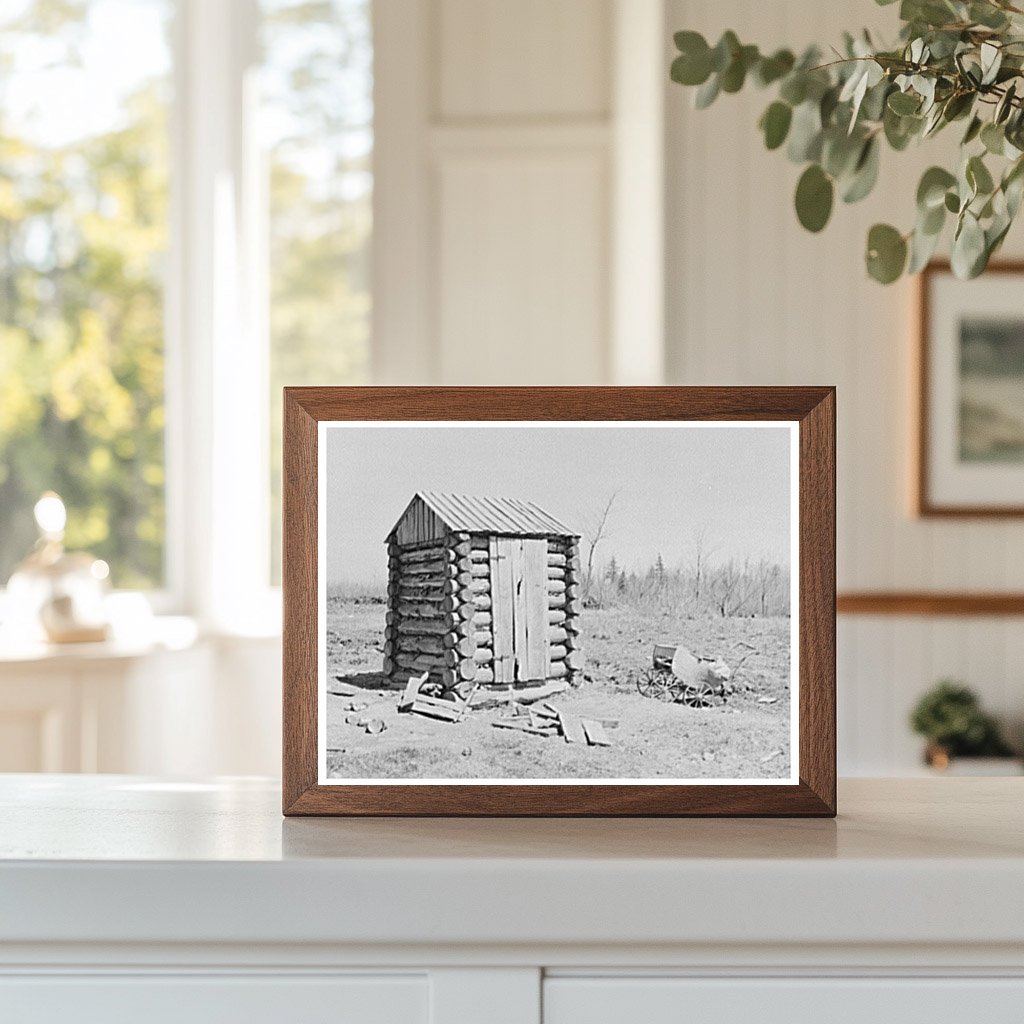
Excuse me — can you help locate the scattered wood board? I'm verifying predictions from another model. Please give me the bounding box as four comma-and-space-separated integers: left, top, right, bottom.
581, 719, 610, 746
398, 671, 430, 711
512, 679, 569, 704
331, 680, 358, 697
492, 719, 552, 737
558, 711, 587, 745
410, 700, 462, 722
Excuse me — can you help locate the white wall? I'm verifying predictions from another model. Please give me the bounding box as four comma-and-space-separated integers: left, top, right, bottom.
665, 0, 1024, 772
80, 0, 1019, 780
373, 0, 665, 386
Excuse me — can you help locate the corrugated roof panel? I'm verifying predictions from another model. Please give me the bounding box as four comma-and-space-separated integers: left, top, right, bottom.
406, 491, 576, 536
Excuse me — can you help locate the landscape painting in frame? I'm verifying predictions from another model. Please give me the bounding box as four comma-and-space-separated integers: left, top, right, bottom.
318, 421, 799, 786
920, 262, 1024, 515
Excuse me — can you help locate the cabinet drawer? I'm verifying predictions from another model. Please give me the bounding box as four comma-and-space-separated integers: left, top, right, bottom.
0, 974, 427, 1024
544, 977, 1024, 1024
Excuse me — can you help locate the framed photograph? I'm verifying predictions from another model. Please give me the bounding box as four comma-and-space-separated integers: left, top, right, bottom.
918, 261, 1024, 516
283, 387, 835, 816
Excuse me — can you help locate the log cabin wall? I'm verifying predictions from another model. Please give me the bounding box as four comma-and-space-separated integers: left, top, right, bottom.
383, 494, 582, 695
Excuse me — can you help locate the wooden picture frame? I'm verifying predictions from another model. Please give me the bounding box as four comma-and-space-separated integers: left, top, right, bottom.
283, 387, 836, 816
917, 260, 1024, 517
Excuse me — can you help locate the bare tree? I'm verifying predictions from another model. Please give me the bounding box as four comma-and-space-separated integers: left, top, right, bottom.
709, 557, 755, 617
581, 490, 618, 600
754, 558, 781, 617
691, 525, 718, 612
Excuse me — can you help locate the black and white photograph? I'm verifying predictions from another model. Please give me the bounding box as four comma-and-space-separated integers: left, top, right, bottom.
318, 421, 798, 785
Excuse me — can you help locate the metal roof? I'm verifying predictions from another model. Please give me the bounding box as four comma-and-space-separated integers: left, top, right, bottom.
398, 491, 577, 537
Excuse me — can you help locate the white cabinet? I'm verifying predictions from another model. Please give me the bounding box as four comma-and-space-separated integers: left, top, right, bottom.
0, 975, 428, 1024
544, 977, 1024, 1024
1, 777, 1022, 1024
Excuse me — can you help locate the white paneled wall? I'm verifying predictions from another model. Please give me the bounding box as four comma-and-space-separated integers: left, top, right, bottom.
665, 0, 1024, 772
374, 0, 664, 385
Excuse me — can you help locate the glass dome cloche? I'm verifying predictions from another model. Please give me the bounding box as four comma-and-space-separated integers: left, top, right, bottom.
5, 492, 111, 644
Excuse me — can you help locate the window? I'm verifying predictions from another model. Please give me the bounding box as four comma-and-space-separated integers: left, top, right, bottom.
0, 0, 373, 614
0, 0, 172, 589
262, 0, 373, 581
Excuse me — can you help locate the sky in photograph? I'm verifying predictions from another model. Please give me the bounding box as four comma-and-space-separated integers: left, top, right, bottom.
324, 424, 794, 588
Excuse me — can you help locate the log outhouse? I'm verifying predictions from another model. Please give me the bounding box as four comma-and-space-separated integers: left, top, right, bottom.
383, 492, 582, 695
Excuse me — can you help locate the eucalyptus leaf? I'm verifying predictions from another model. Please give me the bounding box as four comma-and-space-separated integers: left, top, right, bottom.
866, 223, 908, 283
671, 51, 712, 87
721, 44, 759, 93
996, 82, 1017, 124
779, 73, 807, 106
842, 137, 881, 203
981, 121, 1006, 155
787, 101, 823, 162
917, 166, 957, 210
967, 154, 995, 195
694, 73, 721, 109
760, 101, 793, 150
710, 31, 740, 73
888, 90, 921, 115
754, 49, 795, 87
795, 164, 834, 232
970, 2, 1009, 29
962, 115, 983, 145
980, 42, 1002, 86
942, 91, 974, 122
951, 211, 987, 278
908, 221, 942, 273
822, 128, 863, 178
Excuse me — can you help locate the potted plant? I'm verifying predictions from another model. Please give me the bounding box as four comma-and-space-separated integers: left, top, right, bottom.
670, 0, 1024, 283
909, 679, 1019, 772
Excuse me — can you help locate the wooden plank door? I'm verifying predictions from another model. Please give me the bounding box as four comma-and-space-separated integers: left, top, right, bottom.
490, 537, 515, 683
519, 539, 550, 681
490, 538, 550, 683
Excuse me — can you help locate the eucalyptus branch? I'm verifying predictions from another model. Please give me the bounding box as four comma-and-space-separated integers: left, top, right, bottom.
670, 0, 1024, 283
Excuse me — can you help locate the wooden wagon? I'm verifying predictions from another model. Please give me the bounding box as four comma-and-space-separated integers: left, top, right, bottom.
382, 492, 582, 697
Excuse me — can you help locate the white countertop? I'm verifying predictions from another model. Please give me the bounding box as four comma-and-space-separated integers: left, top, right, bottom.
1, 776, 1022, 951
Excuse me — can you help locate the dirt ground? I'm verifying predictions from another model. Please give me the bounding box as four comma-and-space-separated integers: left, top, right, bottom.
324, 597, 792, 781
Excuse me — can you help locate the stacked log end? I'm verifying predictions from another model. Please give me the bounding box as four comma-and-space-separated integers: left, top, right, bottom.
549, 536, 583, 685
384, 531, 489, 697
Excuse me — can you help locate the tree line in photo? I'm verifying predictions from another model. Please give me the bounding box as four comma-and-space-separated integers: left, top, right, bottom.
579, 495, 790, 618
582, 550, 790, 618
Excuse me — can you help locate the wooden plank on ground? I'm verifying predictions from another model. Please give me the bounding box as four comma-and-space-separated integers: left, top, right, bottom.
581, 719, 611, 746
558, 711, 587, 744
492, 719, 552, 737
398, 671, 430, 710
330, 680, 358, 697
410, 700, 462, 722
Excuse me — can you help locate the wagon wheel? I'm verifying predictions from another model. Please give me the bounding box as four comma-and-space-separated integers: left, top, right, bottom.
636, 668, 677, 702
681, 681, 718, 709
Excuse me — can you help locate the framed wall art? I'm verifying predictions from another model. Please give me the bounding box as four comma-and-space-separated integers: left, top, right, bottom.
282, 387, 836, 816
918, 261, 1024, 517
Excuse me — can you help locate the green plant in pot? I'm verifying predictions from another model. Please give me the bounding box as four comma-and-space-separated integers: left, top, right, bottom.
670, 0, 1024, 283
909, 679, 1015, 767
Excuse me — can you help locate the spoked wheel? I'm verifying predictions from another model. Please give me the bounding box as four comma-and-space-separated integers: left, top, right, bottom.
681, 682, 718, 709
636, 668, 678, 702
